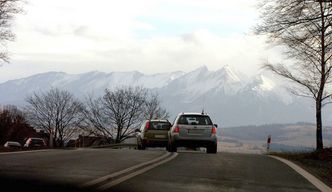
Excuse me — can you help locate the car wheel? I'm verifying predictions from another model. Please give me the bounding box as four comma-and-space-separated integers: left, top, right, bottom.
167, 142, 172, 152
137, 139, 142, 150
169, 143, 177, 152
207, 145, 217, 154
173, 145, 177, 152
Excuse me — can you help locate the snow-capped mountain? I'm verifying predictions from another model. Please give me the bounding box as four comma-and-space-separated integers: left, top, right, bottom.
0, 66, 322, 127
0, 70, 184, 105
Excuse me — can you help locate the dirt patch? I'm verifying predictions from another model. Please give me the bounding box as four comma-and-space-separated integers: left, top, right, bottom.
270, 148, 332, 188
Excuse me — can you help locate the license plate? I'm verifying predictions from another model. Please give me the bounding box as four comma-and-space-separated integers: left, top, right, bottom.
154, 135, 166, 138
188, 129, 204, 134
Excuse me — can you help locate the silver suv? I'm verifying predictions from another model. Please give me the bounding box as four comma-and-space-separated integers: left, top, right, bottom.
168, 112, 218, 153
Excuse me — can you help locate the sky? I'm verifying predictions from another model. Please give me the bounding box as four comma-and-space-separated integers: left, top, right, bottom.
0, 0, 284, 83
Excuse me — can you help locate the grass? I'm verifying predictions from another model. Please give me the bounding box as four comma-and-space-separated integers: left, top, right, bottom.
269, 148, 332, 188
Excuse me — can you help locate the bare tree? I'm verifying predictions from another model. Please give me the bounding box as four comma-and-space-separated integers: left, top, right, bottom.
256, 0, 332, 150
103, 86, 147, 143
81, 87, 169, 144
0, 0, 22, 62
26, 88, 83, 147
144, 93, 169, 120
80, 96, 114, 144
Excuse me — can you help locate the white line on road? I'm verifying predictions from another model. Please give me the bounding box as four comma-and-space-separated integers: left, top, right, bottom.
270, 155, 332, 192
97, 152, 178, 191
81, 151, 174, 188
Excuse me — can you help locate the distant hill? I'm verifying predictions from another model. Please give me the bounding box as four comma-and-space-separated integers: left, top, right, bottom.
218, 123, 332, 153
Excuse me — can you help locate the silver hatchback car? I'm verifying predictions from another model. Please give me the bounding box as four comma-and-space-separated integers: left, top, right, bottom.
168, 112, 218, 153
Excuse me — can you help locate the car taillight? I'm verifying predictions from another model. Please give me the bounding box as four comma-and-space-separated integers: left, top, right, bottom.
212, 127, 217, 134
145, 121, 150, 130
174, 126, 180, 133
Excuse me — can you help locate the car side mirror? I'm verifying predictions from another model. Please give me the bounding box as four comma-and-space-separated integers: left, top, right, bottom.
214, 124, 218, 128
135, 129, 141, 133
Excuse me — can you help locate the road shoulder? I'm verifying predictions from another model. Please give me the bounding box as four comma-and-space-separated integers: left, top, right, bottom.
269, 155, 332, 192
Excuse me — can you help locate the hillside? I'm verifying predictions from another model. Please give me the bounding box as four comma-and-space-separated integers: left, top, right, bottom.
218, 123, 332, 153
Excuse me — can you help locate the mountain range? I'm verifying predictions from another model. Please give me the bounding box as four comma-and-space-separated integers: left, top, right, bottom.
0, 65, 330, 127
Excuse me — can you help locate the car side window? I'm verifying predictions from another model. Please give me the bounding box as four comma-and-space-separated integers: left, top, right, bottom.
178, 116, 188, 125
166, 122, 172, 130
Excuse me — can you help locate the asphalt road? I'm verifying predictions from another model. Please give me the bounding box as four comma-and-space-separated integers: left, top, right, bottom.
110, 151, 319, 192
0, 149, 320, 192
0, 148, 164, 192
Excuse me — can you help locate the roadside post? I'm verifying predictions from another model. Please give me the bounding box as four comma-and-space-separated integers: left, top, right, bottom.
267, 135, 271, 152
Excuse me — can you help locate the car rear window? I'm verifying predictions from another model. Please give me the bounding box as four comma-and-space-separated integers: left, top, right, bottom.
177, 115, 212, 125
150, 121, 171, 130
31, 139, 45, 145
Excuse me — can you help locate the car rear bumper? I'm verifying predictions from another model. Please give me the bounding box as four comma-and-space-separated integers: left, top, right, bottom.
171, 135, 217, 148
143, 139, 168, 147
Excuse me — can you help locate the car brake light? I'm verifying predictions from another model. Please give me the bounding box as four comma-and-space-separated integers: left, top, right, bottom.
145, 121, 150, 130
212, 127, 217, 134
174, 126, 180, 133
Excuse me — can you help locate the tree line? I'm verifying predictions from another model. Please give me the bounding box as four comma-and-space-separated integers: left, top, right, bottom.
0, 105, 35, 145
0, 86, 168, 147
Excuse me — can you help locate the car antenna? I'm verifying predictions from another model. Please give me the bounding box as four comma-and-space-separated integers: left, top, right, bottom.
201, 108, 204, 115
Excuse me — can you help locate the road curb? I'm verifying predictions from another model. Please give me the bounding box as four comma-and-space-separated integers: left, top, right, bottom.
81, 152, 178, 190
269, 155, 332, 192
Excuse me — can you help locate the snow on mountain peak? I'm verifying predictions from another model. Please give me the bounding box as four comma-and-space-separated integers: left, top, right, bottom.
215, 65, 241, 83
190, 65, 209, 75
222, 65, 241, 82
0, 67, 317, 126
258, 75, 275, 91
0, 67, 294, 107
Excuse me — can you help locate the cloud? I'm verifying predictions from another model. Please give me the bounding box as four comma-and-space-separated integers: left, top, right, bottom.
1, 0, 284, 83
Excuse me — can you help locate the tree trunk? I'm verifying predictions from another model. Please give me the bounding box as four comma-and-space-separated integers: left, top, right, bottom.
116, 127, 121, 143
316, 99, 323, 150
316, 1, 324, 151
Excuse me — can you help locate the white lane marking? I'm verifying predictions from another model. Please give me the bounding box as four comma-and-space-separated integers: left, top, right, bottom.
97, 152, 178, 191
270, 155, 332, 192
0, 149, 52, 155
81, 152, 171, 188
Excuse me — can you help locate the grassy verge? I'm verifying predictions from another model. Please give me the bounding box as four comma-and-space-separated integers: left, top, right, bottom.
269, 148, 332, 188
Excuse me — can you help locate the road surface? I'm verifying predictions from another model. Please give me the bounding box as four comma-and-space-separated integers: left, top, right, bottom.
0, 149, 320, 192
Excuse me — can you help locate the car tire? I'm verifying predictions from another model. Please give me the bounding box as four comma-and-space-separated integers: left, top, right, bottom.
167, 142, 172, 152
173, 145, 177, 152
169, 143, 177, 152
207, 145, 217, 154
137, 139, 146, 150
137, 139, 142, 150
